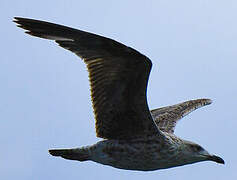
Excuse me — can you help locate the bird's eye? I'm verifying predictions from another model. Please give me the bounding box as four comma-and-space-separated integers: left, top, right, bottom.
190, 145, 204, 152
195, 145, 204, 151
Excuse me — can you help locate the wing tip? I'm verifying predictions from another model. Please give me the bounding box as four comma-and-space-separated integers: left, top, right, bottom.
13, 17, 20, 25
13, 17, 26, 24
199, 98, 212, 106
49, 149, 61, 156
13, 17, 28, 31
13, 17, 19, 22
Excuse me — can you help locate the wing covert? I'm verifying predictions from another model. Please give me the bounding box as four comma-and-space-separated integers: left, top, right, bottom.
151, 99, 212, 133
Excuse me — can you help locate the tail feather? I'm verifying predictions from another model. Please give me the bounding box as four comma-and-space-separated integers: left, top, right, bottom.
49, 148, 90, 161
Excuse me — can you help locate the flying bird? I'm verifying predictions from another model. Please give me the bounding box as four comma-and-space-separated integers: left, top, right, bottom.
14, 17, 224, 171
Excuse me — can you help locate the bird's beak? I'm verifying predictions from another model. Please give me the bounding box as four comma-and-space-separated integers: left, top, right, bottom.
207, 155, 225, 164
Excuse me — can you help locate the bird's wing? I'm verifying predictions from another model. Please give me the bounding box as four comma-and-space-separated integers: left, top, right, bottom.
151, 99, 212, 133
14, 17, 161, 139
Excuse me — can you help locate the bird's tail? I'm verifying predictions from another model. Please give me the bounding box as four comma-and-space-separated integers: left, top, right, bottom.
49, 147, 90, 161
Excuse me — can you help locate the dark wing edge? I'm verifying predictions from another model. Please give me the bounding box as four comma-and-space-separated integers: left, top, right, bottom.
14, 17, 161, 139
151, 98, 212, 133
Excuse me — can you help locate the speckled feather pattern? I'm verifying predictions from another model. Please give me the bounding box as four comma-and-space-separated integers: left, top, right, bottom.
151, 99, 212, 133
82, 134, 187, 171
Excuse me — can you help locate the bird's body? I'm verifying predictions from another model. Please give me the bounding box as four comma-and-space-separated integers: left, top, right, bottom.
14, 17, 224, 171
82, 135, 177, 171
51, 134, 182, 171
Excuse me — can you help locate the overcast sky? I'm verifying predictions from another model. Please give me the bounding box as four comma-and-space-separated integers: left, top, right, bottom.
1, 0, 236, 179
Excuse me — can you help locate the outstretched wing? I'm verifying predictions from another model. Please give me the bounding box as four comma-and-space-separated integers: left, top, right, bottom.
151, 99, 212, 133
14, 17, 160, 139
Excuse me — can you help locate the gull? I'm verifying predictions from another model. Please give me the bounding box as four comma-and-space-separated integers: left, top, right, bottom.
14, 17, 224, 171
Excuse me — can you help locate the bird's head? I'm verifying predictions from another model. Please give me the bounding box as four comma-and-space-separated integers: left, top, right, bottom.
180, 140, 224, 165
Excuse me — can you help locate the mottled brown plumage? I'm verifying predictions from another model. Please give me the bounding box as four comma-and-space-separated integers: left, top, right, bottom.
151, 99, 212, 133
14, 17, 224, 171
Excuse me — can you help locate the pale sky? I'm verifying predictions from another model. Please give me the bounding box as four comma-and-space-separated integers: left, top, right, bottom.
1, 0, 237, 179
